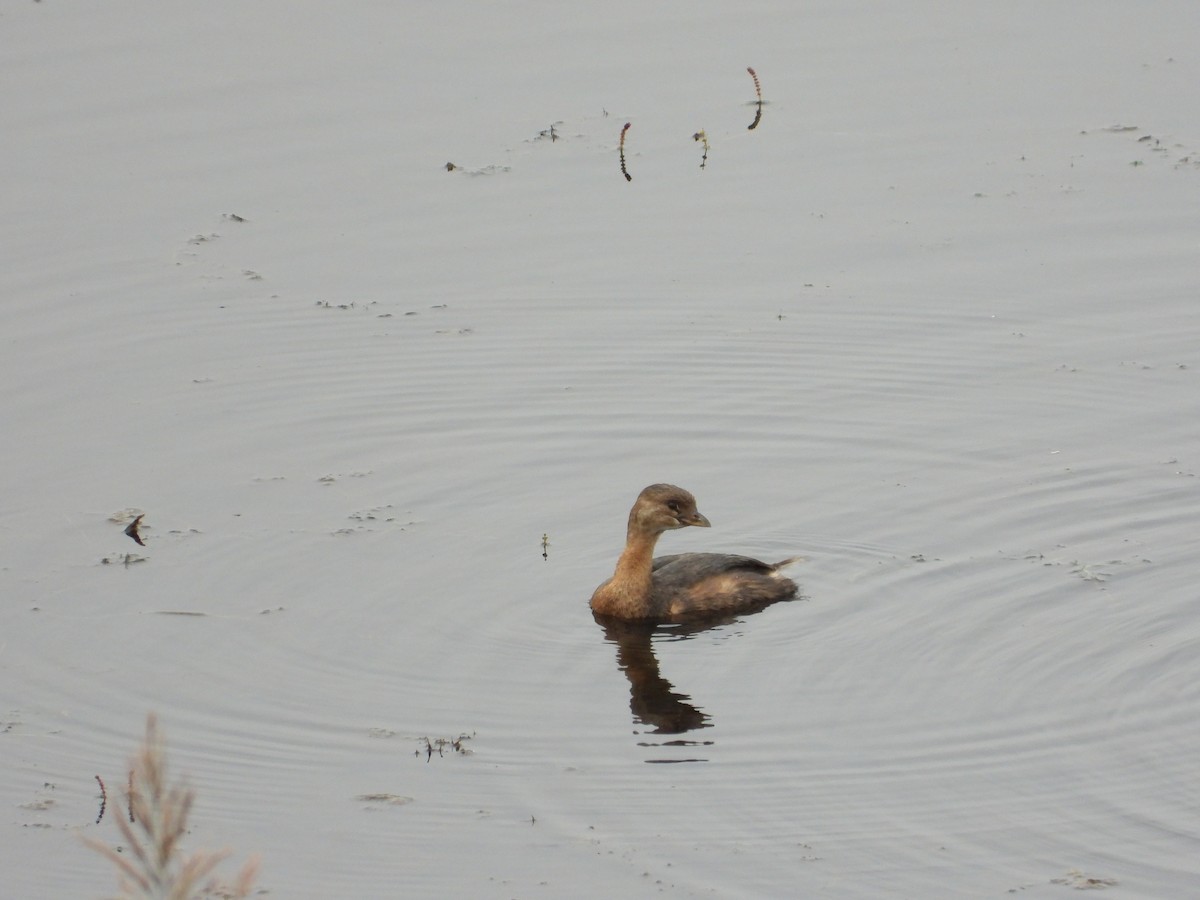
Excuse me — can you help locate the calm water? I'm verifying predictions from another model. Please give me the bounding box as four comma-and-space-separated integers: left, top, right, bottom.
3, 3, 1199, 897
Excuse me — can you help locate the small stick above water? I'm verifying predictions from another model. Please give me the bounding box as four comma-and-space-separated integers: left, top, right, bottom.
95, 774, 107, 824
693, 130, 710, 168
747, 66, 762, 101
746, 67, 764, 130
619, 122, 632, 181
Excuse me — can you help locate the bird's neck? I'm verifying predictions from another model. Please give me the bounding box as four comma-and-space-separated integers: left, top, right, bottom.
614, 526, 661, 583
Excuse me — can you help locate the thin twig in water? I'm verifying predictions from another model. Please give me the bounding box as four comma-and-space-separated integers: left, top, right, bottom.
619, 122, 632, 181
693, 130, 710, 168
746, 67, 764, 130
95, 775, 107, 824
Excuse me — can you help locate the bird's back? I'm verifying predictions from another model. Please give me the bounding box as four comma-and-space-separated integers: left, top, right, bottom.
650, 552, 798, 620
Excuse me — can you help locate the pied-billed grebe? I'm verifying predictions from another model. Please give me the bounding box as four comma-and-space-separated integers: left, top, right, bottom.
590, 484, 800, 622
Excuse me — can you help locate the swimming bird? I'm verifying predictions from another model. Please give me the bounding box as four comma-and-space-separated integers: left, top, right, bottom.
590, 484, 799, 622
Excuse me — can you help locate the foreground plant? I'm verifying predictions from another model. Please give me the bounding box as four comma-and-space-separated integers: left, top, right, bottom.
84, 714, 259, 899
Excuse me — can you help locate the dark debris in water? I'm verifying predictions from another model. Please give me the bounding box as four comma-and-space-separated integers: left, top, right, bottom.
355, 793, 414, 807
416, 733, 475, 762
100, 553, 147, 568
1050, 869, 1118, 890
124, 513, 146, 546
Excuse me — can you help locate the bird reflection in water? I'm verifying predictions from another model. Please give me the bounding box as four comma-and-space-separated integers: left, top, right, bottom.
595, 612, 759, 763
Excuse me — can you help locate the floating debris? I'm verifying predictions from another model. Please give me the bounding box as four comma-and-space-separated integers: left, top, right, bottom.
1051, 869, 1119, 889
416, 733, 474, 762
693, 129, 710, 168
444, 162, 511, 176
124, 514, 146, 546
356, 793, 414, 807
101, 553, 147, 567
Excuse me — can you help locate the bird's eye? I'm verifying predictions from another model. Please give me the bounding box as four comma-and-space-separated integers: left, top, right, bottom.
667, 501, 680, 512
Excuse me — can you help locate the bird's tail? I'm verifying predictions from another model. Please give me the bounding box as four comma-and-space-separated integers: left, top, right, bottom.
772, 556, 805, 571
